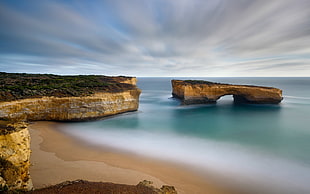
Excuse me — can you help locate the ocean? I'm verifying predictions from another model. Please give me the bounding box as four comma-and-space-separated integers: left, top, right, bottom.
60, 77, 310, 194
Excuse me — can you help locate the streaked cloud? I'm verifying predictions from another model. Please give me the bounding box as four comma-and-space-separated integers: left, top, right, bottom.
0, 0, 309, 76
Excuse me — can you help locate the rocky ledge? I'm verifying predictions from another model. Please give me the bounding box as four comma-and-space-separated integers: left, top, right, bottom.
0, 73, 141, 121
172, 80, 283, 105
25, 180, 177, 194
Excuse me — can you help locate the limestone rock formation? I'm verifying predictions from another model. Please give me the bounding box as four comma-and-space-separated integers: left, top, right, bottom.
0, 122, 33, 191
0, 73, 141, 192
172, 80, 283, 105
0, 90, 140, 121
113, 76, 137, 85
0, 73, 141, 121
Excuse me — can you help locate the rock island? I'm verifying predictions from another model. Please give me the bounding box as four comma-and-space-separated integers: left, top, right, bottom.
172, 80, 283, 105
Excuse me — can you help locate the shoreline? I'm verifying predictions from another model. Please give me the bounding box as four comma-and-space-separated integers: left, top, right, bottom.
29, 121, 234, 194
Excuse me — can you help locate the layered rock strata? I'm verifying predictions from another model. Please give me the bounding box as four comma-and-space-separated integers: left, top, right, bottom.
113, 76, 137, 85
0, 73, 141, 121
0, 90, 140, 121
172, 80, 283, 104
0, 73, 142, 191
0, 122, 32, 191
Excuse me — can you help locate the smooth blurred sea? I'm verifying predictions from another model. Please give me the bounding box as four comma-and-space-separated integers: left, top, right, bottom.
61, 77, 310, 194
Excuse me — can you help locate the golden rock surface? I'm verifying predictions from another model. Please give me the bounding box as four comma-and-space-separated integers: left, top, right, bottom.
172, 80, 283, 104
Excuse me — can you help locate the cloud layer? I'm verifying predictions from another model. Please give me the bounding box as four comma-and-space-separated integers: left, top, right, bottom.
0, 0, 309, 76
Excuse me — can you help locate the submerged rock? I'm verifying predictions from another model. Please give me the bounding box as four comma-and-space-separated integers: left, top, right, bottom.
172, 80, 283, 105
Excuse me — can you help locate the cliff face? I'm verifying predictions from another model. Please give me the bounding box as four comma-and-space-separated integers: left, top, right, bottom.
0, 89, 141, 121
112, 77, 137, 85
0, 73, 141, 121
172, 80, 283, 104
0, 74, 142, 192
0, 122, 32, 191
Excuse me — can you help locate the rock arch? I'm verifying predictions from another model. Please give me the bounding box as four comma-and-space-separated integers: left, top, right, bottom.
171, 80, 283, 105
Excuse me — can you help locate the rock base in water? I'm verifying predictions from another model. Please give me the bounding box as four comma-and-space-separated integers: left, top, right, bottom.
172, 80, 283, 105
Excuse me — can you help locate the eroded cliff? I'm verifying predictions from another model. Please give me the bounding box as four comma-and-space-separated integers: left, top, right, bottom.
0, 90, 140, 121
172, 80, 283, 104
0, 73, 141, 121
0, 72, 138, 102
0, 73, 142, 191
0, 122, 32, 191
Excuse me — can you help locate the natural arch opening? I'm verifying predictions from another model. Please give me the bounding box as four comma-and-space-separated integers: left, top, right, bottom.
215, 94, 252, 104
216, 94, 235, 105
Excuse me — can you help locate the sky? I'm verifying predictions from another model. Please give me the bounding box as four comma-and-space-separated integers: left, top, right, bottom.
0, 0, 309, 77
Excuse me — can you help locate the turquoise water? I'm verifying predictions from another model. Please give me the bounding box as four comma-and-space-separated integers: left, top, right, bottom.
62, 77, 310, 194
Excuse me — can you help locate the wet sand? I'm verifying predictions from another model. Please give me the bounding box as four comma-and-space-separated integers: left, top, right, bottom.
29, 121, 235, 194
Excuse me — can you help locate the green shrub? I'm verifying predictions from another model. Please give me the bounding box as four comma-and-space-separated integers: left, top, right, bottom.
0, 72, 136, 101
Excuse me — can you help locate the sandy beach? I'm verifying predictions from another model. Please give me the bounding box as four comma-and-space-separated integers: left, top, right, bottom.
29, 121, 234, 194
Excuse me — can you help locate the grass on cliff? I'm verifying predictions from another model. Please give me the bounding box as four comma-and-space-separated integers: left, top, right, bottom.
0, 72, 136, 102
183, 80, 220, 85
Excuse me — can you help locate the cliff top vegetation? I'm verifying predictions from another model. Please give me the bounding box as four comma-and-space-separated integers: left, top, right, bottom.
174, 79, 277, 89
0, 72, 136, 102
183, 80, 219, 85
